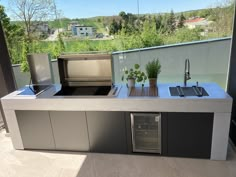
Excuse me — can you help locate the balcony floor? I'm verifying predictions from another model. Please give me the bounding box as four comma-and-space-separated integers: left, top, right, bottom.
0, 129, 236, 177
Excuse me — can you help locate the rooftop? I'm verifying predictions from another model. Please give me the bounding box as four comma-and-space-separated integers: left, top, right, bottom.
184, 18, 206, 23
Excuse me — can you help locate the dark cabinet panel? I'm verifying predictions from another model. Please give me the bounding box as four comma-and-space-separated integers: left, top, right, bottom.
230, 119, 236, 145
161, 113, 168, 156
167, 112, 213, 159
86, 112, 127, 153
229, 103, 236, 146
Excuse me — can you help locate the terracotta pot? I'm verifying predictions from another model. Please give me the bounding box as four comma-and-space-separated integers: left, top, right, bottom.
127, 78, 135, 88
149, 78, 157, 87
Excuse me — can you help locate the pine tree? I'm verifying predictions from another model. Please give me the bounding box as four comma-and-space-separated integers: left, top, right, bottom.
178, 13, 186, 28
167, 10, 176, 33
109, 19, 119, 35
156, 14, 163, 31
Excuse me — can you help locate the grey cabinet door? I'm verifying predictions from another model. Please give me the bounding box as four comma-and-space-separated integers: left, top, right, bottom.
167, 112, 214, 159
50, 111, 90, 151
86, 112, 127, 153
16, 111, 55, 149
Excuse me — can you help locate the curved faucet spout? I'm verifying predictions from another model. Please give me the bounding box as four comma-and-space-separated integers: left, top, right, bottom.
184, 59, 191, 87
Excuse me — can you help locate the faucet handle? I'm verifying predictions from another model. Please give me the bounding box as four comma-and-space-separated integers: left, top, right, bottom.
186, 72, 191, 80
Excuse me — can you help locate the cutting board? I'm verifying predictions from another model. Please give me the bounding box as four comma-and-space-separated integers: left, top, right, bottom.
128, 86, 158, 97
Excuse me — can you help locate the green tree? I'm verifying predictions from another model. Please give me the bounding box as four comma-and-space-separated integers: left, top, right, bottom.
97, 18, 101, 23
141, 18, 163, 47
118, 20, 122, 31
20, 37, 30, 72
0, 5, 25, 64
167, 10, 176, 33
175, 28, 201, 43
209, 0, 234, 37
177, 13, 186, 28
155, 14, 163, 31
119, 11, 137, 33
118, 29, 143, 50
9, 0, 55, 40
198, 9, 212, 18
109, 19, 119, 35
126, 13, 137, 25
58, 33, 65, 53
119, 11, 128, 22
160, 14, 170, 33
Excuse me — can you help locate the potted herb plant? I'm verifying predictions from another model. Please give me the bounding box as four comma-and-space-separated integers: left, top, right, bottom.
145, 58, 161, 87
122, 64, 147, 88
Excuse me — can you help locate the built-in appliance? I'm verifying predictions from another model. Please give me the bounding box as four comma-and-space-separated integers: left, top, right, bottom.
131, 113, 161, 153
54, 54, 120, 97
17, 53, 54, 96
17, 85, 52, 96
27, 53, 54, 85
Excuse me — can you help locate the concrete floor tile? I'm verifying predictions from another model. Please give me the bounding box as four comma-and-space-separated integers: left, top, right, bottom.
0, 129, 236, 177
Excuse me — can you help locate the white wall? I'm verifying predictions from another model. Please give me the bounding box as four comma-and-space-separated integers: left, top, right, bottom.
76, 27, 94, 37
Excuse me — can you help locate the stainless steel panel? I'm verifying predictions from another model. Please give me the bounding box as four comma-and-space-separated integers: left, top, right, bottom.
58, 54, 112, 86
65, 81, 112, 87
131, 113, 161, 153
66, 60, 111, 79
27, 53, 54, 85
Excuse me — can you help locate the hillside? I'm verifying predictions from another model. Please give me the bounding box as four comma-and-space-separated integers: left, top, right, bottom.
48, 16, 121, 33
47, 7, 218, 32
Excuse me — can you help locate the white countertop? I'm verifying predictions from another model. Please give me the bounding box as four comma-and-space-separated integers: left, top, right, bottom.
1, 82, 233, 160
1, 83, 232, 113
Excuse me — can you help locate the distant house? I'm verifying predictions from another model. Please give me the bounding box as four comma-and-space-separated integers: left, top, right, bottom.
71, 25, 96, 38
31, 22, 49, 33
68, 21, 79, 31
29, 22, 50, 38
184, 18, 213, 29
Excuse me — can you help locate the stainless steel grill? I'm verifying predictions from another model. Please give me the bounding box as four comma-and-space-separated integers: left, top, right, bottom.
54, 54, 120, 97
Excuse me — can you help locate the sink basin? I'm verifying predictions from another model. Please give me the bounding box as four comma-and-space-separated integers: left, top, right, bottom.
169, 86, 209, 97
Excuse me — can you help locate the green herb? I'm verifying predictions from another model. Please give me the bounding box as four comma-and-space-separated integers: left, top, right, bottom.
145, 58, 161, 78
122, 64, 147, 83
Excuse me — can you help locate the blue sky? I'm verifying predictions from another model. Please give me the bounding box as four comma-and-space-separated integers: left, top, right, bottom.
1, 0, 219, 19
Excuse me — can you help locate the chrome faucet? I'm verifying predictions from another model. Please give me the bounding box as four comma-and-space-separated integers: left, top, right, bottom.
184, 59, 191, 87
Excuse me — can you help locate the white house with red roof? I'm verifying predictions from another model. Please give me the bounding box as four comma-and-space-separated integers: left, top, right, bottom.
184, 18, 213, 29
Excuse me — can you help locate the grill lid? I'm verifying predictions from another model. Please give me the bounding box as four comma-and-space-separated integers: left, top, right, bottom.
58, 54, 112, 86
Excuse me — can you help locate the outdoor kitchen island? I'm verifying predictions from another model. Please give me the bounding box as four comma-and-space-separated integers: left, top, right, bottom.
1, 82, 232, 161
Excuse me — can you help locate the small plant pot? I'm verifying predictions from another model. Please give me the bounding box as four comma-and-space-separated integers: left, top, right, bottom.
149, 78, 157, 87
127, 78, 135, 88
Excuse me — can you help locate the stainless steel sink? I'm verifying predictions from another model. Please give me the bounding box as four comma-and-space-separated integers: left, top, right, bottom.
169, 86, 209, 97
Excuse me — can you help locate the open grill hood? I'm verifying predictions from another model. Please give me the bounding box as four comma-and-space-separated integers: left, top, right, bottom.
55, 54, 120, 97
57, 54, 112, 87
